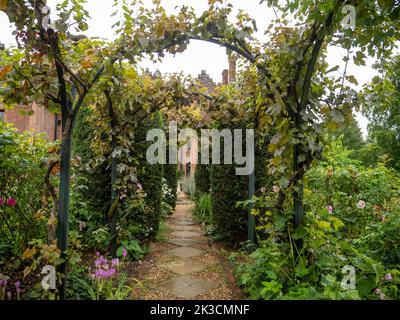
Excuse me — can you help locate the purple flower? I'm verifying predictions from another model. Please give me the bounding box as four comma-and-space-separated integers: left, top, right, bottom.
384, 274, 392, 281
95, 256, 107, 266
111, 258, 120, 266
108, 268, 116, 277
326, 205, 333, 214
15, 281, 21, 294
96, 251, 100, 257
122, 248, 127, 258
6, 198, 17, 207
357, 200, 366, 209
0, 280, 4, 287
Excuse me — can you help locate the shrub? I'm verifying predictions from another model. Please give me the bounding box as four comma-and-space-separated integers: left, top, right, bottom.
193, 193, 212, 224
210, 161, 248, 244
195, 151, 210, 195
163, 163, 177, 213
0, 122, 52, 257
132, 112, 164, 239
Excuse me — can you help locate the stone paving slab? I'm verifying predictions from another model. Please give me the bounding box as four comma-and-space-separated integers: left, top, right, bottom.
159, 260, 207, 275
167, 246, 205, 259
160, 275, 218, 299
168, 238, 199, 247
174, 219, 198, 226
170, 230, 202, 238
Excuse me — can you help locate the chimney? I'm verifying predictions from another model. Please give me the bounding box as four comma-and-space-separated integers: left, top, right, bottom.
222, 69, 229, 85
228, 54, 237, 83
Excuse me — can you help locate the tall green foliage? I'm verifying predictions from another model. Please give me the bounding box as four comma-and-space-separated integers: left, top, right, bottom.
195, 151, 210, 195
133, 112, 164, 239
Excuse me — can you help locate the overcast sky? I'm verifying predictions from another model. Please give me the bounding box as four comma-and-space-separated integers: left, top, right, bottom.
0, 0, 380, 136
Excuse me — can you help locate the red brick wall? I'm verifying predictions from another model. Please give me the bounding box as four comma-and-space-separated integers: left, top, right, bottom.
2, 103, 61, 141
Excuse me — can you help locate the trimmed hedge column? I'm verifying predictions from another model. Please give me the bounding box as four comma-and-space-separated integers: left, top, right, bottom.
134, 112, 164, 239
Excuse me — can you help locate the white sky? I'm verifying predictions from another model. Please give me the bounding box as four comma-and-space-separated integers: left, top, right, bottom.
0, 0, 381, 137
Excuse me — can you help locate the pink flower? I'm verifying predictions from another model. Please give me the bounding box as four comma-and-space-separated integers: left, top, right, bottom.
0, 198, 4, 206
95, 256, 107, 266
374, 288, 381, 294
6, 198, 16, 207
384, 274, 392, 281
137, 183, 143, 190
357, 200, 366, 209
122, 248, 127, 258
15, 281, 22, 294
78, 221, 86, 231
96, 251, 100, 257
326, 205, 333, 214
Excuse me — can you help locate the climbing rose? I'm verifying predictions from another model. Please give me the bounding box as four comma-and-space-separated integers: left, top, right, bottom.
6, 198, 16, 207
357, 200, 366, 209
326, 205, 333, 214
384, 274, 392, 281
260, 187, 266, 193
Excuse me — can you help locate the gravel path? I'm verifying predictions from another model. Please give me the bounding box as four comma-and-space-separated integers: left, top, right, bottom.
130, 192, 243, 300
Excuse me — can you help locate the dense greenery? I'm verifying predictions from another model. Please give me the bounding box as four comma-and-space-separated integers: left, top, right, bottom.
0, 0, 399, 301
233, 139, 400, 300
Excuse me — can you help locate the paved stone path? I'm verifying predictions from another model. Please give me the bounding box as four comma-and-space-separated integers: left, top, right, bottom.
131, 192, 242, 300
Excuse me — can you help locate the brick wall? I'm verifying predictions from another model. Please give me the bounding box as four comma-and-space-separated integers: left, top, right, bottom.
1, 102, 61, 141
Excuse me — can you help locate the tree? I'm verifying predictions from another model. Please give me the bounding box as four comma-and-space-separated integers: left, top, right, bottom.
361, 55, 400, 169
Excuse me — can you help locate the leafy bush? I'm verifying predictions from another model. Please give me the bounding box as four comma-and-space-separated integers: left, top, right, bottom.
210, 161, 248, 244
233, 139, 400, 300
195, 151, 210, 195
0, 123, 53, 257
132, 112, 164, 239
193, 193, 212, 224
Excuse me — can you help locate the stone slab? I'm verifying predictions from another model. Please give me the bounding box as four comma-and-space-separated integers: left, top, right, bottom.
171, 231, 201, 238
159, 260, 207, 275
168, 238, 199, 247
167, 246, 205, 259
160, 275, 218, 299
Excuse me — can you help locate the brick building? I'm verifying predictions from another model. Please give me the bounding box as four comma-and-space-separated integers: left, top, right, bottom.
0, 102, 62, 141
178, 55, 237, 177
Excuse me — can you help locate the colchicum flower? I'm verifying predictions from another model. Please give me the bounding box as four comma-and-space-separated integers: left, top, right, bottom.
326, 205, 333, 214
